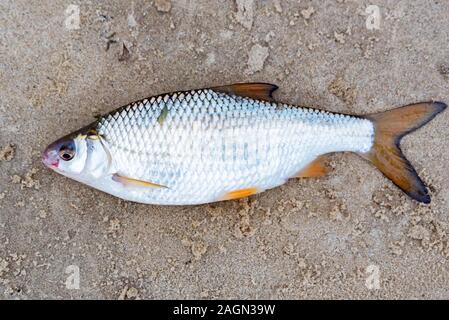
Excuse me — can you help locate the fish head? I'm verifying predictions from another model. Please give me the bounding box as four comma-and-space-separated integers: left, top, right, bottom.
42, 132, 88, 174
42, 127, 111, 181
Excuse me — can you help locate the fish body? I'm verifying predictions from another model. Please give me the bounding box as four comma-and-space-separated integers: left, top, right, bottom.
42, 83, 446, 205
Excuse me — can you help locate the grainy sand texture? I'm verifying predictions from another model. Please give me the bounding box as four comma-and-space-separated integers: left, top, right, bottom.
1, 0, 449, 299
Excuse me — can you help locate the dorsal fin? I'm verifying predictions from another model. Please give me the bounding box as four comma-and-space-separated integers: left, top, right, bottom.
212, 83, 278, 102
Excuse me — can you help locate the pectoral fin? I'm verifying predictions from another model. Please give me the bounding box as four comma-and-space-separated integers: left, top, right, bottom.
112, 174, 168, 189
295, 156, 329, 178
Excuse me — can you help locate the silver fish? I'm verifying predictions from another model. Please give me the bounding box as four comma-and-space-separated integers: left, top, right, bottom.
42, 83, 446, 205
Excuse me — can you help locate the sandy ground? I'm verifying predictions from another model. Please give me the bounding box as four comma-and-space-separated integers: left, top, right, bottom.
1, 0, 449, 299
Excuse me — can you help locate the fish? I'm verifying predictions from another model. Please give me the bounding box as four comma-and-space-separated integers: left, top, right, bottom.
42, 83, 446, 205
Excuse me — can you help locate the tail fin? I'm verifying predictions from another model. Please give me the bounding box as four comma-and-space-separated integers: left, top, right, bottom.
359, 102, 446, 204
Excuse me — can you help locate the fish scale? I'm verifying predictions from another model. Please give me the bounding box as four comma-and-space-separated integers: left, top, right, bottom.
95, 88, 374, 205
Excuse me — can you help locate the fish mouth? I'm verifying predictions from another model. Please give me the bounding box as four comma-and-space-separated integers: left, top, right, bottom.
42, 147, 59, 168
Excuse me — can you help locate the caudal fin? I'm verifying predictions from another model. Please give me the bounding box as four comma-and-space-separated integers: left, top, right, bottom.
359, 101, 446, 204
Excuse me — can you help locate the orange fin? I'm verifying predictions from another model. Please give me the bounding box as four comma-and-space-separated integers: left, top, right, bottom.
212, 83, 278, 102
359, 101, 447, 204
295, 156, 329, 178
220, 187, 259, 201
112, 174, 168, 189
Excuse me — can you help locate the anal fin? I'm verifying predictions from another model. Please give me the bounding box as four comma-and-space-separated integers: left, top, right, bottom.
220, 187, 259, 201
294, 156, 329, 178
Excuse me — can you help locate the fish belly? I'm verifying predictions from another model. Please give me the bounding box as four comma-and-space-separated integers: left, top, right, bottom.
96, 89, 374, 204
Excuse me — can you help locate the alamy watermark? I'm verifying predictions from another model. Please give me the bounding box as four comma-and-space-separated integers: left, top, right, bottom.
65, 265, 80, 290
365, 5, 381, 30
65, 4, 80, 30
365, 264, 380, 290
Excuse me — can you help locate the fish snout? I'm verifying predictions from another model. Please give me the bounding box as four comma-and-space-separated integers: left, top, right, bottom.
42, 143, 60, 168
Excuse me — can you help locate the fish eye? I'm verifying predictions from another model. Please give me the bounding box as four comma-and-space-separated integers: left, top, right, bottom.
58, 142, 75, 161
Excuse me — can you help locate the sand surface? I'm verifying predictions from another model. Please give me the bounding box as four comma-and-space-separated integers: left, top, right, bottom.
1, 0, 449, 299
